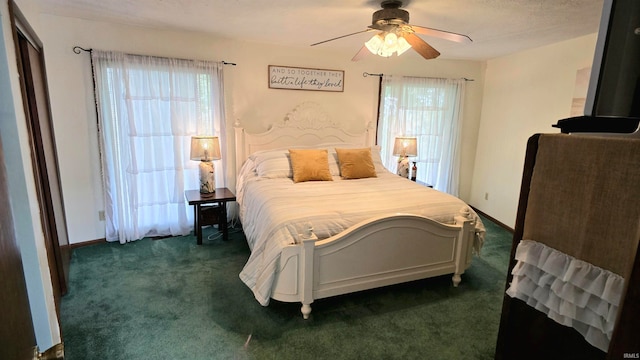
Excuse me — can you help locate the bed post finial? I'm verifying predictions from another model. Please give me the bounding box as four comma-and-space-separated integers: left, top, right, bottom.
302, 222, 315, 239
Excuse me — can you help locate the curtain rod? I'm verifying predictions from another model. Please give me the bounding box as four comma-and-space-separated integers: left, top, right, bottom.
363, 72, 383, 77
73, 46, 91, 54
72, 46, 237, 66
363, 71, 474, 81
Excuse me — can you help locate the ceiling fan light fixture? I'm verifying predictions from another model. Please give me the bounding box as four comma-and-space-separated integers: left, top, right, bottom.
365, 34, 384, 54
312, 0, 471, 62
396, 36, 412, 55
365, 31, 412, 58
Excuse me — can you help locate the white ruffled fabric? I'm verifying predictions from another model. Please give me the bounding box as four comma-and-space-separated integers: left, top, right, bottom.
506, 240, 625, 352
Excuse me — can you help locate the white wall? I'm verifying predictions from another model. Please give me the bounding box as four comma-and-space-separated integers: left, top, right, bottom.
469, 34, 598, 227
38, 14, 486, 244
0, 0, 60, 351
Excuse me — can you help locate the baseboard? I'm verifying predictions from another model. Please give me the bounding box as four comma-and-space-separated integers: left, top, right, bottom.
470, 206, 514, 234
69, 238, 107, 249
69, 235, 175, 248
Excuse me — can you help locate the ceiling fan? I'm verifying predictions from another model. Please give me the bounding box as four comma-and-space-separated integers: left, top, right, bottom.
310, 0, 472, 61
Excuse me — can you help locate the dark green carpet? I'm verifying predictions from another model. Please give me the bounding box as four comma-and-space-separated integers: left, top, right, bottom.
61, 215, 512, 360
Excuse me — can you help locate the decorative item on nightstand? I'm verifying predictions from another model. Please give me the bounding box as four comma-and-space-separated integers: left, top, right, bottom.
190, 136, 221, 195
392, 137, 417, 178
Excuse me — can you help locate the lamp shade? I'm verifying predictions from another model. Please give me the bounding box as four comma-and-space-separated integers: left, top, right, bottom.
392, 137, 417, 157
365, 34, 384, 55
396, 36, 412, 55
190, 136, 221, 161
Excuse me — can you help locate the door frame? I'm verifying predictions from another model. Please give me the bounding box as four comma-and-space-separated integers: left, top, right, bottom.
15, 27, 70, 302
9, 0, 70, 326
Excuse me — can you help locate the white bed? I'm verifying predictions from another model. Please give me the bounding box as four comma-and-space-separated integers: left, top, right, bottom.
234, 102, 485, 319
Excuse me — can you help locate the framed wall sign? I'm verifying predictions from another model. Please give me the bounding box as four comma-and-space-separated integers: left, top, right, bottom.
268, 65, 344, 92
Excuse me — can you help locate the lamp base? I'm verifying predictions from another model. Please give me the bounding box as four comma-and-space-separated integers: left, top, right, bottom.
199, 161, 215, 194
397, 156, 410, 178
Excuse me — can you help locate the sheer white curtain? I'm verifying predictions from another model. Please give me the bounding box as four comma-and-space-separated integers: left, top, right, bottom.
92, 50, 227, 243
377, 75, 465, 196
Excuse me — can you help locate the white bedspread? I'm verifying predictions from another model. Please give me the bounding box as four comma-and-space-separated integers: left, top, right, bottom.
237, 159, 486, 306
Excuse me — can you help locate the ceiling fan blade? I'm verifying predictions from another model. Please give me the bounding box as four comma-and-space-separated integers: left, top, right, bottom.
311, 29, 374, 46
410, 25, 472, 43
403, 33, 440, 60
351, 46, 370, 61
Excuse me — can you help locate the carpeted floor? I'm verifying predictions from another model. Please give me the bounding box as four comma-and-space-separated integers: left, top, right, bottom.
61, 215, 512, 360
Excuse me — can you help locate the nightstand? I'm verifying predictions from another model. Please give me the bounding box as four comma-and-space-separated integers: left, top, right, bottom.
185, 188, 236, 245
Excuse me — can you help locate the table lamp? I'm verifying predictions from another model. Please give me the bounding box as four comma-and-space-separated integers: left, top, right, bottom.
392, 137, 417, 178
190, 136, 221, 195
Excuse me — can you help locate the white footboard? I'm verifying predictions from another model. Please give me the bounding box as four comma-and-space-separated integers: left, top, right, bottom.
270, 209, 476, 319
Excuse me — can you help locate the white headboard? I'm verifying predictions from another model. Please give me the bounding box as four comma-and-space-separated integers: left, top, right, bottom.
234, 102, 375, 174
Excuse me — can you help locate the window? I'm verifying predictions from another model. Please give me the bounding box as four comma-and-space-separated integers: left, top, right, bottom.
92, 51, 227, 243
377, 75, 465, 195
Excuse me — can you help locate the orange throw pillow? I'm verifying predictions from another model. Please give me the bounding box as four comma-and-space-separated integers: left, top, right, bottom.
288, 149, 333, 183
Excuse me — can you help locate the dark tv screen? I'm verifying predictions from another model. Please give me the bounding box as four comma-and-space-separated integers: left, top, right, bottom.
584, 0, 640, 119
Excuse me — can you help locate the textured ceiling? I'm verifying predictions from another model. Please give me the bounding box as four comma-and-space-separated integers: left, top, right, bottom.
32, 0, 605, 60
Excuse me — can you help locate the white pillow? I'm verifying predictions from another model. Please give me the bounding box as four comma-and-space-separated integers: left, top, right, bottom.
369, 145, 386, 173
250, 149, 293, 178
